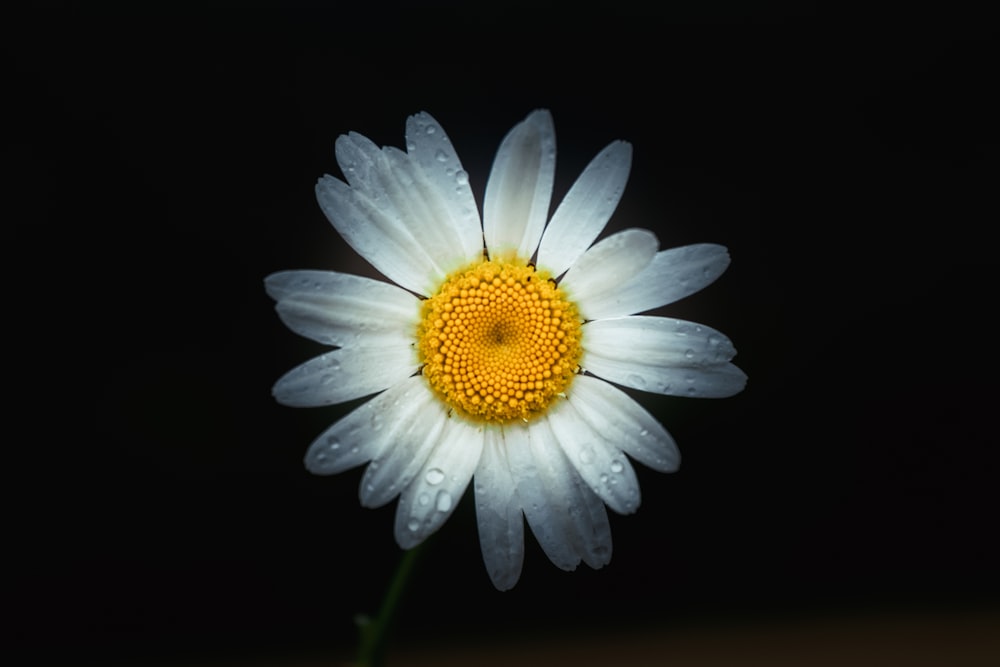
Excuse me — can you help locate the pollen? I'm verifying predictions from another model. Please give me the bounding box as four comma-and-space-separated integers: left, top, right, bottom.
417, 259, 583, 423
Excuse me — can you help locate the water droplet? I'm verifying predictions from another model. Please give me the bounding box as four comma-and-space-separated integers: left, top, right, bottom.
320, 374, 336, 385
626, 373, 647, 389
418, 492, 430, 506
435, 149, 448, 162
610, 460, 624, 473
435, 490, 453, 512
315, 452, 328, 463
599, 473, 609, 484
684, 349, 695, 359
425, 124, 436, 135
326, 437, 341, 450
425, 468, 445, 485
579, 447, 595, 464
407, 518, 420, 532
406, 141, 417, 152
455, 170, 468, 185
638, 429, 649, 437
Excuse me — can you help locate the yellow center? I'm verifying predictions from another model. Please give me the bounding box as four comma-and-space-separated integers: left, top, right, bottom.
417, 259, 583, 423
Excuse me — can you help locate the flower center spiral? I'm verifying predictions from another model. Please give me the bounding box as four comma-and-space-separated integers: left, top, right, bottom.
417, 259, 583, 423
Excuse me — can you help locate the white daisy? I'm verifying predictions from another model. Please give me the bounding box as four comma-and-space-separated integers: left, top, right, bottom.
267, 110, 746, 590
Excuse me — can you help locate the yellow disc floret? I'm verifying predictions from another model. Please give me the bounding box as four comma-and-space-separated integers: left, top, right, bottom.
417, 259, 583, 423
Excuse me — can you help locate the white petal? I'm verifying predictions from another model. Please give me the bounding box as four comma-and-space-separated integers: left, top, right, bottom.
474, 429, 525, 590
265, 270, 418, 347
483, 110, 555, 261
567, 375, 680, 473
536, 141, 632, 278
315, 175, 439, 295
547, 398, 641, 515
584, 244, 732, 319
559, 229, 658, 319
394, 417, 485, 549
582, 316, 747, 398
405, 112, 484, 261
272, 345, 418, 407
304, 376, 429, 475
358, 383, 450, 508
505, 419, 612, 571
380, 146, 479, 276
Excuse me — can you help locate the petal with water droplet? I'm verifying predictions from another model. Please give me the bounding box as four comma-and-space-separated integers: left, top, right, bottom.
272, 344, 418, 407
537, 140, 632, 279
483, 110, 555, 260
393, 418, 484, 549
547, 399, 641, 515
581, 316, 746, 398
405, 112, 483, 261
304, 376, 431, 475
505, 419, 612, 571
567, 375, 680, 473
358, 389, 448, 508
581, 243, 732, 319
559, 229, 658, 318
474, 429, 525, 591
265, 270, 418, 347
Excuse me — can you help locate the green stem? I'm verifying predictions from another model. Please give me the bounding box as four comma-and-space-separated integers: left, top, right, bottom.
355, 543, 426, 667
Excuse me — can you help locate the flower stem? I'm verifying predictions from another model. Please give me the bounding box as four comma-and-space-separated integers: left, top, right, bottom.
355, 543, 426, 667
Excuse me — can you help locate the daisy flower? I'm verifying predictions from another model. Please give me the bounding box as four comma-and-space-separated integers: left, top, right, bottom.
267, 110, 746, 590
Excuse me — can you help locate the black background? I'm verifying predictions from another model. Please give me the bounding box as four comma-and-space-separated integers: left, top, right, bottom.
8, 2, 998, 665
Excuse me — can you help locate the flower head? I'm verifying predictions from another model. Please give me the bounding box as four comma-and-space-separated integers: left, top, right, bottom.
267, 111, 746, 590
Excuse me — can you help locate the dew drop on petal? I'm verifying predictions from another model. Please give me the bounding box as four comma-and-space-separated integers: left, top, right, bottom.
455, 170, 469, 185
435, 149, 448, 162
610, 460, 624, 474
425, 468, 445, 485
627, 374, 648, 389
684, 349, 695, 360
435, 490, 453, 512
579, 447, 595, 465
418, 492, 430, 507
425, 124, 436, 135
407, 518, 420, 532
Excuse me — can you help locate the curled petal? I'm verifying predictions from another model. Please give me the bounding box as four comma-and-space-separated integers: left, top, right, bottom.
474, 430, 525, 590
483, 110, 556, 261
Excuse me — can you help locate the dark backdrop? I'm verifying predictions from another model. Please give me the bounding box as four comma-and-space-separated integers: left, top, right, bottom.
8, 3, 997, 665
